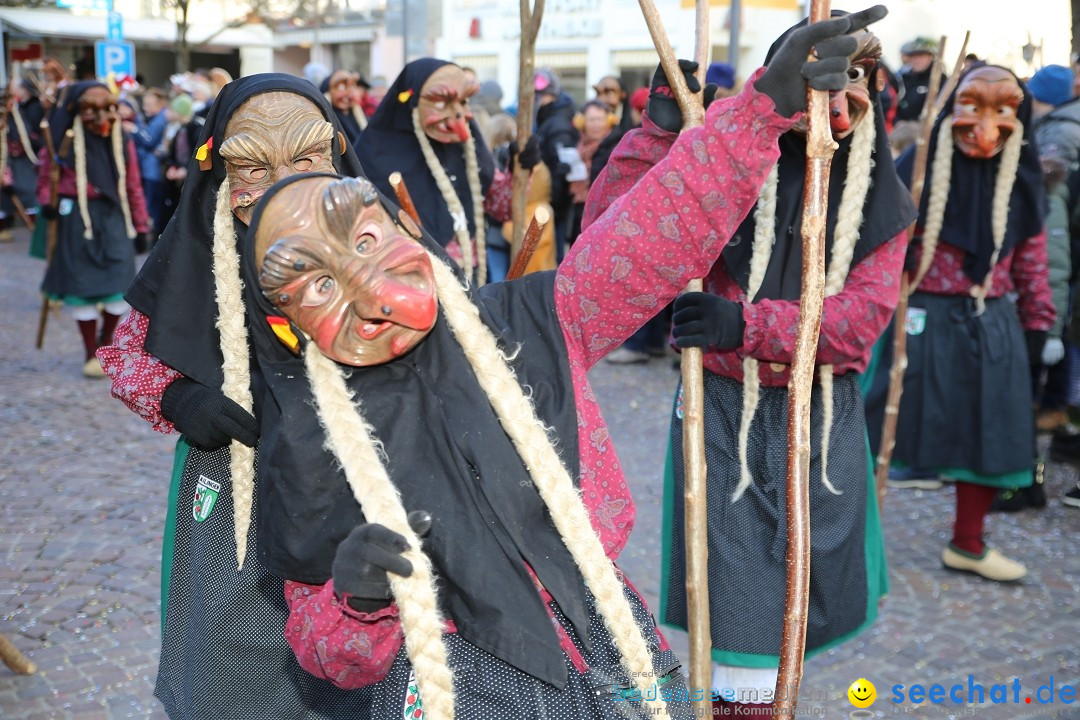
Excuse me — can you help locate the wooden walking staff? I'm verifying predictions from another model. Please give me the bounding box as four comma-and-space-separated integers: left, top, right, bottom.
506, 206, 550, 281
0, 634, 36, 675
873, 33, 962, 504
390, 171, 423, 229
636, 0, 710, 713
510, 0, 545, 259
35, 122, 70, 350
773, 1, 836, 715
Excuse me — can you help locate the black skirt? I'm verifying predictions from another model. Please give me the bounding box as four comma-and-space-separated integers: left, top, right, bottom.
1, 154, 39, 216
664, 372, 872, 663
891, 292, 1034, 478
40, 197, 134, 300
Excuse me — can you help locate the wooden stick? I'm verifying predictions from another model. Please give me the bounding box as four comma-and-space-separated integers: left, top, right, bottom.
0, 634, 36, 675
773, 1, 836, 716
505, 206, 549, 281
10, 193, 36, 233
389, 171, 422, 229
932, 31, 971, 118
510, 0, 545, 260
637, 0, 710, 714
35, 124, 67, 350
873, 35, 951, 504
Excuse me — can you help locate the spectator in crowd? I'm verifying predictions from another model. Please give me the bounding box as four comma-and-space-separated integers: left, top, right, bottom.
895, 37, 947, 122
533, 67, 579, 262
130, 87, 170, 241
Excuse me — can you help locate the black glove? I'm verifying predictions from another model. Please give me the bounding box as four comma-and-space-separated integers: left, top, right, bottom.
332, 510, 433, 613
134, 231, 153, 255
160, 377, 259, 450
672, 292, 745, 350
1025, 330, 1048, 365
755, 5, 888, 118
0, 184, 13, 196
509, 134, 541, 173
39, 204, 59, 220
648, 59, 703, 134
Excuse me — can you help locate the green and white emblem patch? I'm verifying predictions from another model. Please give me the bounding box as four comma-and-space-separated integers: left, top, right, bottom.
193, 475, 221, 523
905, 307, 927, 336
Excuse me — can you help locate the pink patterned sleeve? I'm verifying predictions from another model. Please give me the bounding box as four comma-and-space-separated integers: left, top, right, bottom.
581, 113, 677, 231
1010, 229, 1056, 331
740, 233, 907, 370
557, 70, 796, 369
283, 580, 405, 690
97, 309, 181, 433
483, 168, 513, 224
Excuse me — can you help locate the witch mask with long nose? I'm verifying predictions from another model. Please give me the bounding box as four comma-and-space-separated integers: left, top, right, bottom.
416, 64, 478, 144
255, 175, 438, 366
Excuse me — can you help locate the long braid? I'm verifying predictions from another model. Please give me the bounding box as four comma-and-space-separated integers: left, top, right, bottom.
428, 254, 671, 717
0, 123, 8, 195
11, 104, 38, 165
817, 106, 876, 494
413, 107, 484, 285
111, 120, 136, 239
463, 132, 487, 286
910, 117, 954, 291
734, 164, 778, 502
73, 117, 93, 239
210, 179, 256, 568
352, 104, 368, 131
971, 121, 1024, 312
303, 348, 456, 720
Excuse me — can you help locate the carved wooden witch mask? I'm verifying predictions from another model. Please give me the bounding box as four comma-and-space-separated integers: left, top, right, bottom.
951, 65, 1024, 159
417, 64, 478, 144
218, 92, 339, 225
255, 175, 437, 367
78, 86, 118, 138
325, 69, 358, 112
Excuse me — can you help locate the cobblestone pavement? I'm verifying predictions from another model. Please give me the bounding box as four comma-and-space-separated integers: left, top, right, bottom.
2, 227, 1078, 719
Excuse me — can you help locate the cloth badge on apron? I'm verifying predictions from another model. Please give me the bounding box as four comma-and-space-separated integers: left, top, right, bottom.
192, 475, 221, 523
905, 307, 927, 336
402, 668, 424, 719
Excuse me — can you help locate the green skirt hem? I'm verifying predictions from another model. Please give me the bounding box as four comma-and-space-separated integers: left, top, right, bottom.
46, 292, 126, 306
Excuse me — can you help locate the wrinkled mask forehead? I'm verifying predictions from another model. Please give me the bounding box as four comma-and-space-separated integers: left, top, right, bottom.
952, 66, 1023, 159
255, 175, 437, 367
417, 64, 478, 144
219, 91, 339, 225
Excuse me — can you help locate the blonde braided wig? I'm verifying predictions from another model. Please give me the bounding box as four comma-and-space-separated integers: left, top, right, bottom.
294, 248, 672, 718
413, 107, 487, 286
733, 106, 876, 501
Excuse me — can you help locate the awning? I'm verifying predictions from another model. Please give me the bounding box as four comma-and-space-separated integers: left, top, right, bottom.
272, 24, 376, 49
610, 49, 659, 68
451, 54, 499, 70
0, 8, 272, 48
534, 51, 587, 69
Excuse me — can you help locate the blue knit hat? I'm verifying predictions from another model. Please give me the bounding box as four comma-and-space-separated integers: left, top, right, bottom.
1028, 65, 1075, 106
706, 62, 735, 89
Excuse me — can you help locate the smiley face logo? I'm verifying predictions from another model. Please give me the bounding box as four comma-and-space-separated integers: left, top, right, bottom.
847, 678, 876, 708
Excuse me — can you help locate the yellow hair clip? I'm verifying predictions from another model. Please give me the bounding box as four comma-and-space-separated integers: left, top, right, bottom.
195, 136, 213, 171
267, 316, 301, 354
398, 88, 413, 103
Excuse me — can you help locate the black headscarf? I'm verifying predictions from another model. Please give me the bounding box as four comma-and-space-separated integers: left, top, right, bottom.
48, 81, 122, 206
896, 63, 1046, 284
319, 70, 363, 147
243, 172, 590, 690
356, 58, 495, 248
124, 74, 364, 389
721, 13, 916, 301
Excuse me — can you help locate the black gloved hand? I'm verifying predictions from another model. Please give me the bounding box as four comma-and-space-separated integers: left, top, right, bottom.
755, 5, 888, 118
39, 204, 59, 220
160, 377, 259, 450
648, 59, 703, 134
672, 292, 746, 350
1025, 330, 1048, 365
134, 231, 153, 255
332, 510, 433, 613
0, 184, 14, 196
509, 134, 541, 173
554, 161, 572, 178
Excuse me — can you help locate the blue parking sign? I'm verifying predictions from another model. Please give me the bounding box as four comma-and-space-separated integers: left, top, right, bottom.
95, 40, 135, 79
